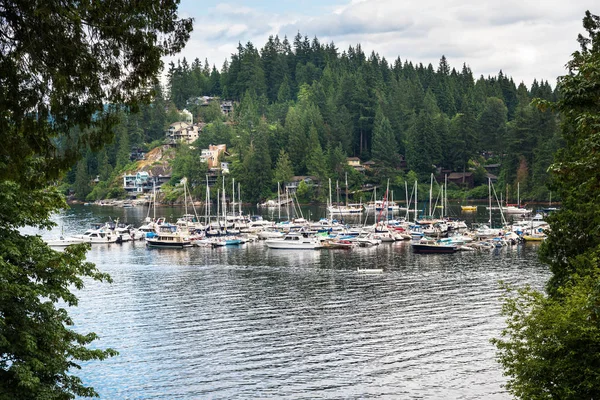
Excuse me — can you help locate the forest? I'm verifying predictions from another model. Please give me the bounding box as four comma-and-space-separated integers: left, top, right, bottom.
66, 33, 562, 205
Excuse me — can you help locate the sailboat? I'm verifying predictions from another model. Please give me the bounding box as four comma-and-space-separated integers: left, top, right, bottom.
501, 183, 531, 215
327, 175, 362, 216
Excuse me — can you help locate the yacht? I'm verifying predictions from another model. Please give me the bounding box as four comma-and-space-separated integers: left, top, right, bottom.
265, 231, 324, 249
146, 224, 191, 248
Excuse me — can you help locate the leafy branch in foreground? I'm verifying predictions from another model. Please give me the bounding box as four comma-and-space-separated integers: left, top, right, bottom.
493, 10, 600, 399
0, 0, 191, 398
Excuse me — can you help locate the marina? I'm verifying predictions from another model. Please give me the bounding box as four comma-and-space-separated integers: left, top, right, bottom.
29, 204, 552, 399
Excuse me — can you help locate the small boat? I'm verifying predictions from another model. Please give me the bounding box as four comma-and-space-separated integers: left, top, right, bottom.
357, 267, 384, 273
522, 232, 546, 242
461, 205, 477, 212
411, 238, 458, 254
323, 239, 356, 249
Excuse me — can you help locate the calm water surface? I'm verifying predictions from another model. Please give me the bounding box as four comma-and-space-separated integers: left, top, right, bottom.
40, 205, 549, 399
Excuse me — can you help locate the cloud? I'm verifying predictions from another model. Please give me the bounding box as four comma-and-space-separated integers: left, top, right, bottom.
165, 0, 598, 87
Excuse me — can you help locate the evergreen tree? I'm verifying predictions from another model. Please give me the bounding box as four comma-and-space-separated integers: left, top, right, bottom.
477, 97, 508, 155
305, 126, 328, 182
284, 106, 307, 174
371, 108, 398, 168
273, 149, 294, 185
241, 119, 272, 203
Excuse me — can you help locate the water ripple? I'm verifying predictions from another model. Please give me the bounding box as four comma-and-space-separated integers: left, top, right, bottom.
64, 236, 550, 399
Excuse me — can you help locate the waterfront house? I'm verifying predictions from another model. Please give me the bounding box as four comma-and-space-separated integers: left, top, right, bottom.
447, 172, 475, 188
123, 171, 150, 193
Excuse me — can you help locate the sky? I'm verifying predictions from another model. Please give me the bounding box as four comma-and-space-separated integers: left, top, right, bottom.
166, 0, 598, 88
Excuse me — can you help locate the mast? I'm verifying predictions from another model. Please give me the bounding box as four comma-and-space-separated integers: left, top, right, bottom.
442, 174, 448, 219
183, 177, 188, 216
336, 180, 340, 214
414, 180, 418, 223
222, 176, 226, 231
429, 173, 433, 217
277, 182, 281, 220
345, 172, 348, 208
152, 181, 156, 221
238, 182, 242, 216
405, 181, 409, 220
488, 177, 492, 226
232, 178, 235, 218
391, 189, 394, 221
216, 189, 220, 230
205, 175, 210, 226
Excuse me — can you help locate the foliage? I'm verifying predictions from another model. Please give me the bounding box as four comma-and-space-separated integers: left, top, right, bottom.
0, 0, 191, 398
273, 150, 294, 186
0, 184, 118, 399
85, 17, 565, 204
295, 180, 313, 203
492, 278, 600, 399
170, 145, 208, 189
493, 11, 600, 400
371, 108, 398, 168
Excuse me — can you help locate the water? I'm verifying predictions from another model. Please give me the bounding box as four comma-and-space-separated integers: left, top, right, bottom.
37, 205, 549, 399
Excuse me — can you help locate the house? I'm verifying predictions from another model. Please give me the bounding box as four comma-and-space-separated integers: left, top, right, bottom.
166, 122, 203, 145
362, 160, 376, 170
285, 176, 318, 194
486, 173, 499, 183
200, 144, 227, 169
447, 172, 475, 188
220, 101, 233, 115
123, 172, 171, 194
220, 162, 230, 174
347, 157, 366, 172
483, 163, 501, 176
123, 171, 151, 193
179, 109, 193, 124
129, 147, 145, 162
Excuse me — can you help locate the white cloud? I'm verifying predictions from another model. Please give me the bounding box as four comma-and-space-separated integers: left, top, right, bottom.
165, 0, 598, 87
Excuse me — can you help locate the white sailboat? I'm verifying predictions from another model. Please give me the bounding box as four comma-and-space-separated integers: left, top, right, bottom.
327, 175, 362, 216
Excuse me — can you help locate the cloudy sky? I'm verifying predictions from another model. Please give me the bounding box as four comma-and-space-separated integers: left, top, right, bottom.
167, 0, 598, 88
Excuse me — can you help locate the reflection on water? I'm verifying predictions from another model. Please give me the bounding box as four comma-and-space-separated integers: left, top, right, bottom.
25, 205, 550, 399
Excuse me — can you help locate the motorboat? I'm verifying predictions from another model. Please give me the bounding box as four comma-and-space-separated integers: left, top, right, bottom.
265, 231, 324, 249
145, 224, 191, 248
411, 238, 458, 254
46, 236, 88, 247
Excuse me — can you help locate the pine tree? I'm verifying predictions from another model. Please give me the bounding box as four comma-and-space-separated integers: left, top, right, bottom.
371, 108, 398, 168
273, 149, 294, 185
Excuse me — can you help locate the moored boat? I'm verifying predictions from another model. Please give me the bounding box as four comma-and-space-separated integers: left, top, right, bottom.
265, 231, 324, 249
146, 224, 191, 248
411, 238, 458, 254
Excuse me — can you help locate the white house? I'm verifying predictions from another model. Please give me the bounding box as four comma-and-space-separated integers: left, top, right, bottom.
166, 122, 200, 145
200, 144, 227, 169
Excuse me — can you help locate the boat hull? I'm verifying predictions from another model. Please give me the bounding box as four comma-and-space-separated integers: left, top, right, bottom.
146, 239, 191, 248
265, 241, 323, 249
411, 244, 458, 254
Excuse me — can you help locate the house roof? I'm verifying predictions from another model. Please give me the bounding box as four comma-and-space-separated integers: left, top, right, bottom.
289, 175, 317, 182
447, 172, 473, 179
347, 157, 361, 161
